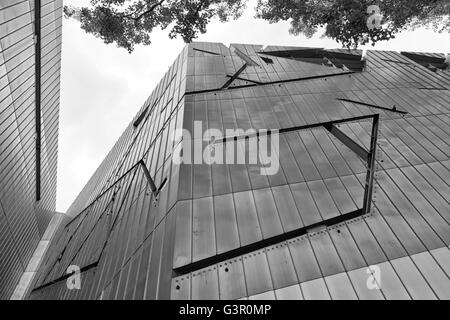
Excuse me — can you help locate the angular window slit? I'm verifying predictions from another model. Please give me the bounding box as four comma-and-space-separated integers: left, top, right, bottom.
337, 98, 408, 115
225, 75, 262, 85
257, 48, 365, 71
324, 124, 369, 161
193, 48, 220, 56
133, 106, 149, 127
221, 63, 248, 89
418, 87, 448, 91
187, 71, 355, 95
173, 208, 363, 277
160, 98, 173, 114
259, 56, 273, 64
157, 177, 168, 195
140, 160, 158, 195
233, 47, 260, 67
401, 52, 449, 72
31, 262, 98, 293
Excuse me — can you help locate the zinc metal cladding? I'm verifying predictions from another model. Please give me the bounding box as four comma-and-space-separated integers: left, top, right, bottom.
30, 42, 450, 300
0, 0, 61, 299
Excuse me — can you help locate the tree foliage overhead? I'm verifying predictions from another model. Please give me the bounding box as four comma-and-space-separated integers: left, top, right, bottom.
64, 0, 449, 52
64, 0, 246, 52
256, 0, 449, 48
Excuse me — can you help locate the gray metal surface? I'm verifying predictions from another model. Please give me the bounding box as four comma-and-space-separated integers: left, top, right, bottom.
28, 42, 450, 300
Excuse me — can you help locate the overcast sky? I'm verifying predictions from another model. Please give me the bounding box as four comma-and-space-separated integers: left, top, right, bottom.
56, 0, 450, 212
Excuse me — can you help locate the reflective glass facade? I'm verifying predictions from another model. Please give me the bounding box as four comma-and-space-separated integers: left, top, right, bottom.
0, 0, 61, 299
30, 42, 450, 300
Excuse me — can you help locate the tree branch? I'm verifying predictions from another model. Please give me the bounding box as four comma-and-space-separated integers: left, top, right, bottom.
125, 0, 166, 21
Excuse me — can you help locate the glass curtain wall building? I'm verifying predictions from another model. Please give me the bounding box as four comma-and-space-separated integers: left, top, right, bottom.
30, 42, 450, 300
0, 0, 62, 299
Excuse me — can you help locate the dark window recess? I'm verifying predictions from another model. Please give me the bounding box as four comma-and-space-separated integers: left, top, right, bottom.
193, 48, 220, 56
401, 52, 449, 72
418, 87, 448, 91
257, 48, 365, 72
145, 72, 177, 118
133, 106, 149, 127
174, 114, 380, 277
260, 56, 274, 64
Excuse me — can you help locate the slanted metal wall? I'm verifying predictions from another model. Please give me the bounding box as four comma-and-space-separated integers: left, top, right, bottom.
0, 0, 61, 299
30, 42, 450, 300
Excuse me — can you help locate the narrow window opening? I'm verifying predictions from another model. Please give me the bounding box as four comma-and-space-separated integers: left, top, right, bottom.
337, 98, 408, 115
260, 56, 273, 64
401, 52, 448, 71
160, 98, 173, 114
193, 48, 220, 56
233, 47, 260, 67
157, 177, 168, 195
221, 63, 248, 89
133, 106, 149, 128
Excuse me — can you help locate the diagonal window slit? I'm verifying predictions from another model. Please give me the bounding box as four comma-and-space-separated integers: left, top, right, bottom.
337, 98, 408, 114
133, 106, 149, 127
193, 48, 220, 56
173, 208, 363, 277
225, 74, 263, 85
418, 87, 448, 91
32, 262, 98, 293
324, 124, 369, 161
221, 63, 248, 89
187, 71, 355, 96
34, 160, 163, 292
259, 56, 273, 64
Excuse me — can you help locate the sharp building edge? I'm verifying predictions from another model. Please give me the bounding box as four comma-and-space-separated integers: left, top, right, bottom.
0, 0, 62, 299
11, 41, 450, 299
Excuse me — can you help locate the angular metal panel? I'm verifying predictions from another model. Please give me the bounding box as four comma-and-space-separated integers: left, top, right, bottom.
275, 284, 303, 300
233, 191, 262, 246
301, 278, 331, 300
325, 272, 358, 300
391, 257, 437, 300
214, 194, 240, 254
191, 267, 219, 300
192, 197, 215, 262
218, 257, 247, 300
242, 250, 273, 296
266, 243, 298, 290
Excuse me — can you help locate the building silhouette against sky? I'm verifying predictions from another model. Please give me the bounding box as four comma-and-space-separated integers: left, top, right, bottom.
0, 0, 62, 299
7, 40, 450, 299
